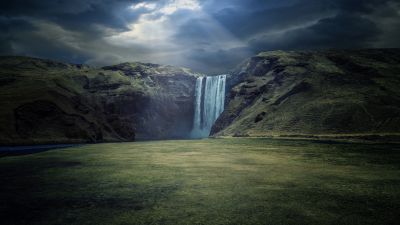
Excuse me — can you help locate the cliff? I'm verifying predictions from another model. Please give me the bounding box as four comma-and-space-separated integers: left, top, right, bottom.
1, 49, 400, 145
0, 56, 200, 145
211, 49, 400, 140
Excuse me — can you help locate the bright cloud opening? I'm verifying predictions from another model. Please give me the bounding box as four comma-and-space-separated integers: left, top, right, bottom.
160, 0, 201, 15
104, 0, 247, 71
130, 2, 157, 10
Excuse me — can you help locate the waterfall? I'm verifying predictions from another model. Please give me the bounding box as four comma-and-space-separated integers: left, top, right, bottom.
191, 75, 227, 138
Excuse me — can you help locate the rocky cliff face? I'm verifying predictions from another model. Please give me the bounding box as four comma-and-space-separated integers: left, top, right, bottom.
0, 56, 200, 145
211, 49, 400, 138
102, 62, 201, 139
2, 49, 399, 144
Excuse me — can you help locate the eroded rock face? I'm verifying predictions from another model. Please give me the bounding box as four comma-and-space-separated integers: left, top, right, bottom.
102, 63, 200, 140
0, 57, 200, 144
211, 49, 400, 137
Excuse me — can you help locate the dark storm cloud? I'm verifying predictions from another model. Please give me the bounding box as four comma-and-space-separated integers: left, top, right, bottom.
206, 0, 334, 39
173, 18, 215, 46
0, 0, 152, 64
206, 0, 396, 40
0, 0, 399, 73
0, 0, 143, 32
169, 0, 399, 72
248, 13, 381, 50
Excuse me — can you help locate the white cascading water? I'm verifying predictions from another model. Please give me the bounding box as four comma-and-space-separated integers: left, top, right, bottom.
191, 75, 227, 138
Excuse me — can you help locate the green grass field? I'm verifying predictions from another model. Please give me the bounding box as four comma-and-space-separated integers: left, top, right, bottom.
1, 138, 399, 225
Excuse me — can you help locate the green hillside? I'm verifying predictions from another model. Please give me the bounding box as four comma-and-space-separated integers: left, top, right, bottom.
212, 49, 400, 141
0, 56, 199, 145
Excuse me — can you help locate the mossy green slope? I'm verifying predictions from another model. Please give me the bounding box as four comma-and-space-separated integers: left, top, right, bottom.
0, 56, 200, 145
212, 49, 400, 139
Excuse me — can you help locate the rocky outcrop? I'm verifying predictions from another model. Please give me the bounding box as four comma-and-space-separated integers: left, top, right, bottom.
211, 49, 400, 138
102, 62, 202, 139
0, 56, 201, 145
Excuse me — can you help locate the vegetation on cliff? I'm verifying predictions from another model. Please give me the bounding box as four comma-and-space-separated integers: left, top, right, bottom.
0, 56, 200, 145
1, 49, 400, 144
212, 49, 400, 141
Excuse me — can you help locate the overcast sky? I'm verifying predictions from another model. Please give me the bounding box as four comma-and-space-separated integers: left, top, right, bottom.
0, 0, 399, 73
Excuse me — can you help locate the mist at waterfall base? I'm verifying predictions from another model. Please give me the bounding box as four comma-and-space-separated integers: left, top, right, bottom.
191, 75, 227, 138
